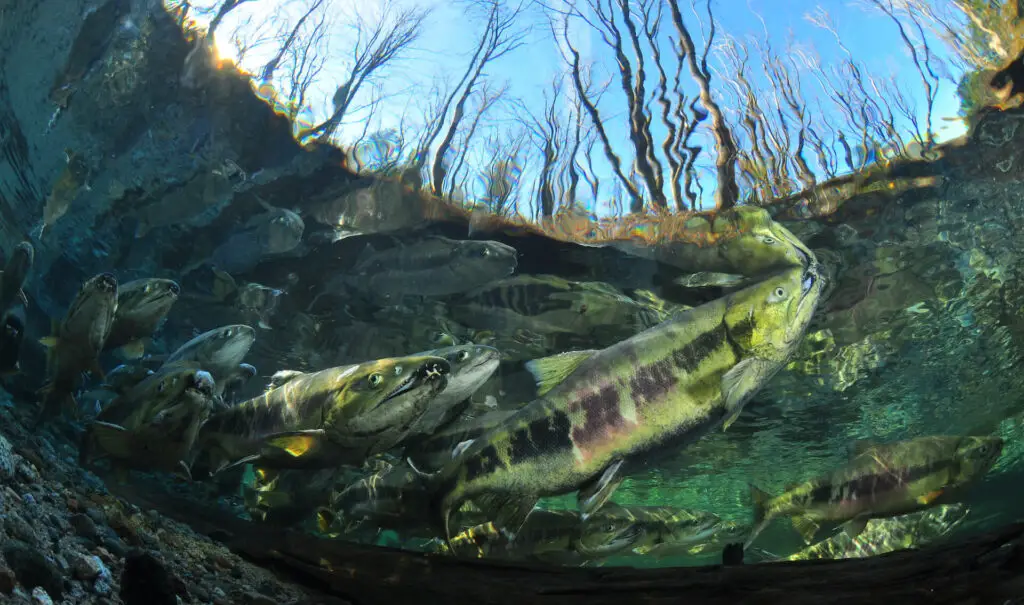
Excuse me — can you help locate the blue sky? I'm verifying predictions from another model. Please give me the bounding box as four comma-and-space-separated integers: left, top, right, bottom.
175, 0, 970, 216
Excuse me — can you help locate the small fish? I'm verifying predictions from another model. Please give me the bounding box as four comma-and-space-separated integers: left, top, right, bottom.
0, 242, 34, 314
320, 462, 440, 537
40, 149, 91, 235
311, 237, 518, 307
746, 435, 1002, 548
192, 354, 451, 475
37, 272, 118, 422
672, 272, 749, 289
582, 504, 745, 559
209, 269, 282, 330
450, 275, 663, 343
422, 258, 825, 544
103, 278, 180, 359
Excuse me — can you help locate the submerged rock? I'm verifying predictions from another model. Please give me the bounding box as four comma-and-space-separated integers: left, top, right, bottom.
1, 541, 64, 599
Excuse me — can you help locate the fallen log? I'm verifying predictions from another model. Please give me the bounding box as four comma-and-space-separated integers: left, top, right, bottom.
107, 482, 1024, 605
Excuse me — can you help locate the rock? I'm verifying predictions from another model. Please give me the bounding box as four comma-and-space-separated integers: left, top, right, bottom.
68, 513, 99, 543
71, 553, 102, 581
2, 541, 64, 599
84, 507, 107, 527
0, 434, 15, 480
4, 512, 38, 546
29, 586, 53, 605
0, 566, 15, 594
120, 550, 178, 605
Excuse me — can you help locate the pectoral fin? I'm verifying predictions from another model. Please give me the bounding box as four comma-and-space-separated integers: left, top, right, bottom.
577, 459, 625, 519
721, 358, 776, 431
524, 349, 598, 396
916, 489, 944, 506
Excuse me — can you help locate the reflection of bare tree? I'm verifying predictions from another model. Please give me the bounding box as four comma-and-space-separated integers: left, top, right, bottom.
427, 0, 529, 197
669, 0, 738, 211
519, 77, 566, 218
480, 129, 529, 217
445, 82, 509, 201
259, 0, 328, 83
302, 1, 430, 142
553, 0, 740, 212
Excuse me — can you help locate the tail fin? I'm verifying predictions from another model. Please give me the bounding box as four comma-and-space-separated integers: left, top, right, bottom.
744, 484, 774, 550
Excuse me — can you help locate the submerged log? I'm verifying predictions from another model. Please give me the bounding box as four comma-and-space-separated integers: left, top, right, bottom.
108, 482, 1024, 605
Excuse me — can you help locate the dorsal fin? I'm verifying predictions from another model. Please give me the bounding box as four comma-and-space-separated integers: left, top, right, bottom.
524, 349, 597, 396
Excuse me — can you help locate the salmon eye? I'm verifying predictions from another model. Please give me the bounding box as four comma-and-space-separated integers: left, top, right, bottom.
761, 235, 777, 245
457, 351, 470, 362
768, 286, 788, 303
368, 373, 383, 388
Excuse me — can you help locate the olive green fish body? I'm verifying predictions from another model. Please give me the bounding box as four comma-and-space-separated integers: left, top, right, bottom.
83, 368, 215, 476
610, 207, 813, 276
104, 278, 180, 354
750, 435, 1002, 546
585, 505, 740, 558
451, 275, 655, 341
38, 273, 118, 419
435, 262, 825, 538
196, 355, 451, 471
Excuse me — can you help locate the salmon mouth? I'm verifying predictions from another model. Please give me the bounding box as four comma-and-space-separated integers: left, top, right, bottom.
382, 359, 451, 404
186, 370, 215, 397
96, 273, 118, 292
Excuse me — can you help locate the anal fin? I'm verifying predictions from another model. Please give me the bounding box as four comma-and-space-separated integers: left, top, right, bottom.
577, 459, 625, 519
790, 514, 822, 545
844, 516, 870, 539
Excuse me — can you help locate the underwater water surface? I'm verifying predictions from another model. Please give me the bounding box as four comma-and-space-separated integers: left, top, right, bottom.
1, 2, 1024, 602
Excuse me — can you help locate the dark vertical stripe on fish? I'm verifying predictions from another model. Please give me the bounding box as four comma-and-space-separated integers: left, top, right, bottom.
570, 385, 627, 450
465, 444, 501, 481
670, 322, 728, 374
507, 410, 574, 465
810, 460, 955, 505
629, 358, 678, 408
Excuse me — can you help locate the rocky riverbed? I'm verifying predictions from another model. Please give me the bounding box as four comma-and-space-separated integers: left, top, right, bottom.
0, 389, 346, 605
